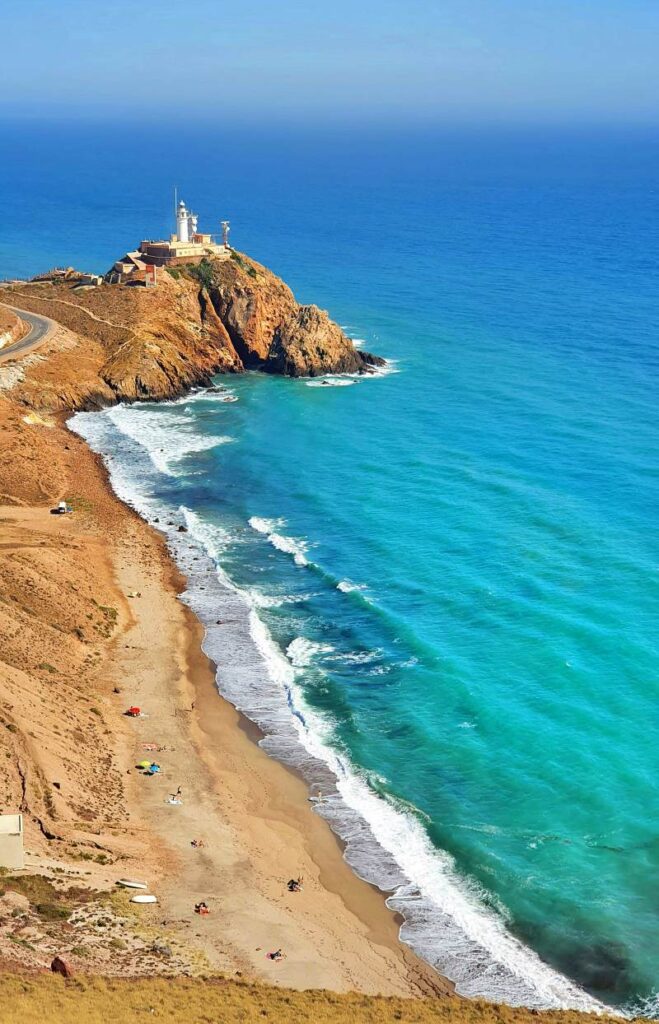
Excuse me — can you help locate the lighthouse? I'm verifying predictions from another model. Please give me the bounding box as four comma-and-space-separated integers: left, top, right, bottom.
108, 195, 233, 283
176, 199, 197, 243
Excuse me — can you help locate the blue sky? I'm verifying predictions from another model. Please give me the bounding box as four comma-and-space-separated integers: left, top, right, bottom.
2, 0, 658, 124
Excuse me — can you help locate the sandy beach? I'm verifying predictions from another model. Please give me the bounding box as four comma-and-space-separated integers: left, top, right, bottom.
108, 467, 448, 996
0, 320, 449, 997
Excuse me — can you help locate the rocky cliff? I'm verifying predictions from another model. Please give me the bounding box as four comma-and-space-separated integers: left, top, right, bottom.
0, 251, 382, 409
204, 251, 382, 377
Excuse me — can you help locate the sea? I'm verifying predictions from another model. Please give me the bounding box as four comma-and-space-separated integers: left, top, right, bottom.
2, 120, 659, 1014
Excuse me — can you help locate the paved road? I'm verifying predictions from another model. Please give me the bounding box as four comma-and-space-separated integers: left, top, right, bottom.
0, 305, 56, 365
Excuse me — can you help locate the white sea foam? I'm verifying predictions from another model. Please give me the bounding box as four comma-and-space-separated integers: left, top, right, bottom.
69, 402, 610, 1016
104, 404, 231, 477
167, 386, 238, 406
286, 637, 334, 667
248, 515, 310, 566
248, 589, 312, 609
329, 649, 382, 666
248, 516, 286, 534
367, 358, 400, 378
337, 579, 368, 593
305, 377, 356, 388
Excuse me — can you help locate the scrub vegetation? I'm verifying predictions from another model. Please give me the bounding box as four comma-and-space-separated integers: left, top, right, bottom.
0, 976, 630, 1024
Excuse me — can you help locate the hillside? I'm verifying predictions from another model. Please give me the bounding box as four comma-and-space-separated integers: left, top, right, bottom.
0, 976, 629, 1024
0, 253, 381, 407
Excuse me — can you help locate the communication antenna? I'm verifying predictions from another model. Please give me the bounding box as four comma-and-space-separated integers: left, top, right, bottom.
221, 220, 231, 247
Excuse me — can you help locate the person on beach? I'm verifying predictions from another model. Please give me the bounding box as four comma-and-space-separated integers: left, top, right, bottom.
287, 877, 303, 892
195, 902, 210, 915
191, 838, 205, 848
267, 949, 286, 962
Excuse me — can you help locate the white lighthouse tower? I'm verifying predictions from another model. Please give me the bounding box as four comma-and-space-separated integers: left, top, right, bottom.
176, 199, 198, 243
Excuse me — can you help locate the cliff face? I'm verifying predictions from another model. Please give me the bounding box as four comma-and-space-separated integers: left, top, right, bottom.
0, 251, 382, 408
204, 252, 382, 377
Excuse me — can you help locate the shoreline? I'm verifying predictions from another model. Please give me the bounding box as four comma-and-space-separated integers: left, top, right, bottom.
66, 414, 453, 996
0, 294, 607, 1013
70, 395, 607, 1016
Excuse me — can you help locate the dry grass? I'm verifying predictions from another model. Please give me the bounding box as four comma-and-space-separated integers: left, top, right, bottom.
0, 976, 630, 1024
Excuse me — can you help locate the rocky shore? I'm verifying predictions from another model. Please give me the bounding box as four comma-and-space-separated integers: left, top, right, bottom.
0, 252, 383, 408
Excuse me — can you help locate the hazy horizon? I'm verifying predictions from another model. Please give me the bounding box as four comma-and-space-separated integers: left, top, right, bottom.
3, 0, 659, 126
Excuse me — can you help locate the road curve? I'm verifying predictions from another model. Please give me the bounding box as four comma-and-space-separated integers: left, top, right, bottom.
0, 305, 56, 365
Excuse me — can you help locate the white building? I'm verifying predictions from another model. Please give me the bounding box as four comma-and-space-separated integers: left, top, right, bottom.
108, 197, 232, 283
0, 813, 24, 870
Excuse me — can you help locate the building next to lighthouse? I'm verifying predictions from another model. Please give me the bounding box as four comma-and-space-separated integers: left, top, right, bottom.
108, 198, 231, 284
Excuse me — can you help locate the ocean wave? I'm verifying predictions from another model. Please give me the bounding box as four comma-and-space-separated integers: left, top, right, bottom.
286, 637, 335, 667
337, 579, 368, 593
247, 589, 313, 609
328, 648, 382, 666
248, 515, 310, 566
103, 404, 231, 477
244, 610, 605, 1012
367, 358, 399, 378
69, 404, 608, 1016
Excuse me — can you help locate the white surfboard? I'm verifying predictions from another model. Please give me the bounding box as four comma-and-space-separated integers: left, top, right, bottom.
116, 879, 148, 890
130, 894, 158, 904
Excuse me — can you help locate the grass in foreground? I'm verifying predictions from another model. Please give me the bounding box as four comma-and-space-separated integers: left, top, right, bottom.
0, 976, 628, 1024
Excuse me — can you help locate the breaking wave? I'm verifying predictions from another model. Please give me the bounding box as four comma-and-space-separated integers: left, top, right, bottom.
248, 516, 310, 566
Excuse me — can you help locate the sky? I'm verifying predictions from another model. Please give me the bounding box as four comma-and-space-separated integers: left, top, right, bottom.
2, 0, 658, 125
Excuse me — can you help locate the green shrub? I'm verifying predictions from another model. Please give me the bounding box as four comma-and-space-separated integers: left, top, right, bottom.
188, 259, 215, 290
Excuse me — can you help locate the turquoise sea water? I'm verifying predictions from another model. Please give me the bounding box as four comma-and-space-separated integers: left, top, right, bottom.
3, 122, 659, 1012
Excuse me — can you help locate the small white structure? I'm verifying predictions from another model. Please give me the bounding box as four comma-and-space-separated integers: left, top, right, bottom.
176, 199, 198, 244
0, 814, 24, 870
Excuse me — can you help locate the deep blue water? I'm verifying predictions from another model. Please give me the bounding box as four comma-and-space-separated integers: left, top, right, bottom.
4, 121, 659, 1012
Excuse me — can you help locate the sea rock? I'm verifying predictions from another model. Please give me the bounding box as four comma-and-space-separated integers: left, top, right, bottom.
206, 252, 383, 376
266, 304, 380, 377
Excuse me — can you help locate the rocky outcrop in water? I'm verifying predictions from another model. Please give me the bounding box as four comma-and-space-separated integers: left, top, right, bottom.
204, 251, 384, 377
